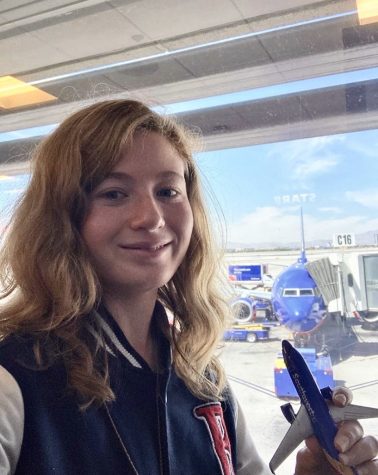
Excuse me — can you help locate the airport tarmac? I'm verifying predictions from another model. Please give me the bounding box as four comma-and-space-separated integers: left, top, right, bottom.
219, 321, 378, 475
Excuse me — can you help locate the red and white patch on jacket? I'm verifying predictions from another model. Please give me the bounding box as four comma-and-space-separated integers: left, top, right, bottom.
194, 402, 234, 475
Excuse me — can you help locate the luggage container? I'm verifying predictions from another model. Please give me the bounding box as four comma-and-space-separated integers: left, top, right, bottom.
274, 347, 334, 397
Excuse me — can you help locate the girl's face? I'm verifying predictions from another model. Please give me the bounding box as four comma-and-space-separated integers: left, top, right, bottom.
81, 132, 194, 297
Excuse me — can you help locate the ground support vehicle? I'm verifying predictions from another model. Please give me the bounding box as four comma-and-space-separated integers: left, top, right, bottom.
223, 324, 270, 343
274, 347, 334, 397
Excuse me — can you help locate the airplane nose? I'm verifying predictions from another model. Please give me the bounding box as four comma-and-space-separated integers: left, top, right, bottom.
279, 300, 318, 331
287, 305, 310, 321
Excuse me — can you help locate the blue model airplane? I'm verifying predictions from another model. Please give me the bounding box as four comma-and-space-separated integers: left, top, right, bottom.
232, 209, 328, 337
269, 340, 378, 473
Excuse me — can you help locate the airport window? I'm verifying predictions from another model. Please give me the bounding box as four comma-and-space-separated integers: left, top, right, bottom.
0, 2, 377, 475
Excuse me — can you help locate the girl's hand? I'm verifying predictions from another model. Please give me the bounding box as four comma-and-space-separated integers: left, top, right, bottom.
294, 387, 378, 475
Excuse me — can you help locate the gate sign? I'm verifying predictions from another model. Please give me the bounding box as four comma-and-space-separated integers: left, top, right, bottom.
228, 265, 263, 282
332, 233, 356, 247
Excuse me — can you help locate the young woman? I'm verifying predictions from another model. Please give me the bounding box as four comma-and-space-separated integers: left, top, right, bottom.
0, 100, 376, 474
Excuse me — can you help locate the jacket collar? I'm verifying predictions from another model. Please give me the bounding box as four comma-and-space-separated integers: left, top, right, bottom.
90, 301, 172, 371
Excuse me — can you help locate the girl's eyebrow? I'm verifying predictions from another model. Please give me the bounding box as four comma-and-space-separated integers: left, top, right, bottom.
104, 172, 132, 182
157, 171, 186, 180
104, 170, 185, 181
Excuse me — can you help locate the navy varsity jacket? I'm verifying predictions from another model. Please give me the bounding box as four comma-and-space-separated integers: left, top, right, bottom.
0, 303, 270, 475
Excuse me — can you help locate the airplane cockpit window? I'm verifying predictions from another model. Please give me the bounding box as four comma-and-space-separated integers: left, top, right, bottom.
299, 289, 315, 296
283, 289, 299, 297
0, 1, 377, 474
282, 288, 315, 296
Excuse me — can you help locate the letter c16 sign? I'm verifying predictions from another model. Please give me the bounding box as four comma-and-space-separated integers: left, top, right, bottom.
332, 233, 356, 247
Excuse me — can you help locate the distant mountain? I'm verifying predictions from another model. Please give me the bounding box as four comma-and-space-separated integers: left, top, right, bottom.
356, 230, 378, 246
226, 241, 257, 250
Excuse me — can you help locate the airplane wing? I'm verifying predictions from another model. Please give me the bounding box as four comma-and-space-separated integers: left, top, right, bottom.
247, 289, 272, 300
329, 403, 378, 422
269, 405, 312, 472
236, 289, 272, 301
270, 402, 378, 473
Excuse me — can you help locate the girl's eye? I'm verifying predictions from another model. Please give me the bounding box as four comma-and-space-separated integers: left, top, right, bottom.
157, 188, 178, 198
101, 190, 126, 200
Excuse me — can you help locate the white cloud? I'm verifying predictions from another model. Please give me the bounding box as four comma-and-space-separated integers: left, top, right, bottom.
318, 207, 343, 214
227, 206, 378, 245
292, 157, 339, 180
346, 190, 378, 209
273, 135, 344, 182
347, 138, 378, 159
228, 207, 300, 244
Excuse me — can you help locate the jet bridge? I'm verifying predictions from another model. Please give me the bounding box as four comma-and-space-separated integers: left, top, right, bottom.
305, 257, 339, 306
306, 252, 378, 324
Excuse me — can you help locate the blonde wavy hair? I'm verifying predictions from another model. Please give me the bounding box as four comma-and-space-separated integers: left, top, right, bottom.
0, 99, 230, 407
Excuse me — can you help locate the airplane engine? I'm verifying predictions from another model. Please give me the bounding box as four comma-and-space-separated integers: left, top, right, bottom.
230, 297, 256, 323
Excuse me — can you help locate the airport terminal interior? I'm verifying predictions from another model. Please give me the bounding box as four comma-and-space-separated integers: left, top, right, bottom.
0, 1, 378, 473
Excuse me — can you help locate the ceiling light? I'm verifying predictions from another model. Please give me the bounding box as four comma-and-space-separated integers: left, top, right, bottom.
0, 76, 56, 110
356, 0, 378, 25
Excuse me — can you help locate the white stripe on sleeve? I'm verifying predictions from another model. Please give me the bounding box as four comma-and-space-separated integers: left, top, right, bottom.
231, 388, 272, 475
0, 366, 24, 475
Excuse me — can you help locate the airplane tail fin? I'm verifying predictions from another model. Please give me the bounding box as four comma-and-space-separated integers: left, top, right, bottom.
298, 207, 307, 264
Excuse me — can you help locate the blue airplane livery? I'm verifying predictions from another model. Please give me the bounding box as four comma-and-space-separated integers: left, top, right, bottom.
269, 340, 378, 474
232, 209, 328, 338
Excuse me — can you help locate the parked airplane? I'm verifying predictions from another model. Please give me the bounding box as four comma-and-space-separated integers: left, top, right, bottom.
232, 210, 327, 330
232, 210, 368, 351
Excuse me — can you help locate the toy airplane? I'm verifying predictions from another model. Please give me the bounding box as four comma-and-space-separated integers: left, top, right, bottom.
270, 340, 378, 474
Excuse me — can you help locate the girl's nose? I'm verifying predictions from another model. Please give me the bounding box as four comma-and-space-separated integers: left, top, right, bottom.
128, 196, 165, 231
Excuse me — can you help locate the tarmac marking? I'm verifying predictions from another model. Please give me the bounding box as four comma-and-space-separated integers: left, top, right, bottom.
348, 380, 378, 391
227, 374, 277, 398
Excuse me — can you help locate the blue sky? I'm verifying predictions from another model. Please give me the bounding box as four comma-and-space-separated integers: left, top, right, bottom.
196, 129, 378, 246
1, 127, 377, 248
